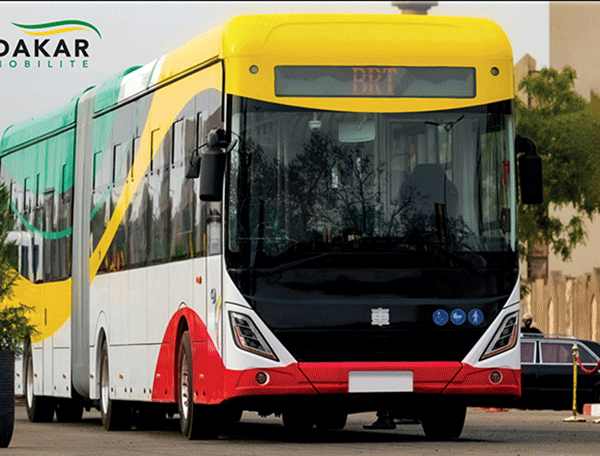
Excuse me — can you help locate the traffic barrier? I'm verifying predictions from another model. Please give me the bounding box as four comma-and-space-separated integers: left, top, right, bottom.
576, 356, 600, 424
564, 344, 586, 422
582, 403, 600, 417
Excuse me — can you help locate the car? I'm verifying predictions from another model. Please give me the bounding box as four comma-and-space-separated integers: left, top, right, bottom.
516, 333, 600, 412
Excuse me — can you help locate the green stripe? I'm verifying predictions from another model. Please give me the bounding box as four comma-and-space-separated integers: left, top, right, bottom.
10, 200, 72, 240
12, 20, 102, 39
90, 97, 148, 220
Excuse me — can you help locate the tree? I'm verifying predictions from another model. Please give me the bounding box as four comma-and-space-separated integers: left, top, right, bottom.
0, 182, 37, 355
516, 66, 600, 262
0, 183, 18, 303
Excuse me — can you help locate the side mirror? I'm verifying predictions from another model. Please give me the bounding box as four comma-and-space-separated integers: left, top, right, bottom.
185, 154, 201, 179
516, 135, 543, 204
199, 128, 237, 202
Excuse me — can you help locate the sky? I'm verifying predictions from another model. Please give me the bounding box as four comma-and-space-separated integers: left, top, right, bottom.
0, 1, 550, 137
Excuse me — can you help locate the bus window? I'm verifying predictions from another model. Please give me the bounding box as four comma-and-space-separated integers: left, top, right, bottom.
171, 118, 196, 261
128, 135, 149, 268
21, 244, 29, 281
149, 128, 171, 264
110, 143, 128, 272
113, 144, 126, 183
131, 137, 140, 181
43, 189, 54, 282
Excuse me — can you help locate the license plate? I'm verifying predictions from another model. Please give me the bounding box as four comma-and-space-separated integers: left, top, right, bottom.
348, 371, 413, 393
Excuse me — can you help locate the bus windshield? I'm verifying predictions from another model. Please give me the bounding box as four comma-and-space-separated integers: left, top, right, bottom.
226, 97, 516, 271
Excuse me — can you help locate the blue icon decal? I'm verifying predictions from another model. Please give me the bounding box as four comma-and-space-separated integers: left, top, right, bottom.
450, 309, 466, 326
468, 309, 484, 326
433, 309, 449, 326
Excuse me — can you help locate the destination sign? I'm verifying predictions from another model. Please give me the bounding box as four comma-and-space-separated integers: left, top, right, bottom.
274, 66, 476, 98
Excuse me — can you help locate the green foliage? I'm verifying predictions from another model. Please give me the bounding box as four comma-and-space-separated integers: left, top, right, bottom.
0, 303, 38, 355
0, 182, 37, 353
516, 66, 600, 261
0, 183, 18, 301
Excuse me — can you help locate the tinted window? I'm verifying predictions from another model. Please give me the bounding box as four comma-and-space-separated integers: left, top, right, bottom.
521, 341, 535, 363
541, 342, 574, 364
578, 344, 598, 364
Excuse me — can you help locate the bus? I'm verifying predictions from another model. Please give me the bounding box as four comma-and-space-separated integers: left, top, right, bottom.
0, 14, 542, 440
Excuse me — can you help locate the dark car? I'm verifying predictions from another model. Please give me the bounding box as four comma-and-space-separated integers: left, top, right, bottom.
516, 334, 600, 411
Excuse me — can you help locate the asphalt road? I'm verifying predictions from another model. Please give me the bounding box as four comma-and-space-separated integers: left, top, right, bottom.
4, 404, 600, 455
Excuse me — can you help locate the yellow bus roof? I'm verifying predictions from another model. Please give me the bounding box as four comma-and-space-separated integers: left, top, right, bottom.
160, 14, 514, 111
161, 14, 512, 73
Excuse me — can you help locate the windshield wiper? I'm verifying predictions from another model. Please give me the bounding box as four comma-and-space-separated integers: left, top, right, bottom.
425, 115, 465, 131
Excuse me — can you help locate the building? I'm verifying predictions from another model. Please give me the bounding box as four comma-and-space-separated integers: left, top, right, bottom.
519, 2, 600, 339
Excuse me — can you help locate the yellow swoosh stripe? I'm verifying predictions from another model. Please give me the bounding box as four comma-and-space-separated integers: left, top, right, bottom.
3, 53, 221, 343
89, 62, 222, 281
21, 27, 90, 36
12, 276, 72, 343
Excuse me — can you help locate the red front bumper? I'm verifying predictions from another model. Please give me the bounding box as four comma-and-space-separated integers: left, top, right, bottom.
223, 361, 521, 400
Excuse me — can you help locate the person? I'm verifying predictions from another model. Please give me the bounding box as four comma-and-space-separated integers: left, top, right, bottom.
364, 410, 396, 429
521, 313, 542, 334
364, 410, 420, 429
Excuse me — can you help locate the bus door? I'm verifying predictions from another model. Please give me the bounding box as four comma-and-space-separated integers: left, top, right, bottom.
203, 200, 223, 402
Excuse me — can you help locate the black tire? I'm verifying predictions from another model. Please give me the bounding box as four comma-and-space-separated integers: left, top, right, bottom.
282, 408, 314, 433
178, 330, 221, 440
222, 406, 243, 424
99, 341, 132, 431
24, 349, 55, 423
315, 410, 347, 430
134, 404, 166, 431
55, 398, 84, 423
420, 399, 466, 440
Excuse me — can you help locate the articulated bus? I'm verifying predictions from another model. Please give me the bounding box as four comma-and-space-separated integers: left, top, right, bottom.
0, 15, 542, 440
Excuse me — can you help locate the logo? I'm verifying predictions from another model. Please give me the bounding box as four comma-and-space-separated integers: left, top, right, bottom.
433, 309, 449, 326
0, 19, 102, 69
12, 20, 102, 39
450, 309, 466, 326
371, 308, 390, 326
468, 309, 484, 326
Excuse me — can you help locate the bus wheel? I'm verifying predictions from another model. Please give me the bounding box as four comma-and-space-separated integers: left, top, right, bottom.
282, 408, 314, 433
134, 404, 166, 431
24, 349, 55, 423
420, 399, 466, 440
100, 341, 132, 430
55, 398, 84, 422
315, 410, 347, 430
178, 330, 220, 440
223, 406, 243, 424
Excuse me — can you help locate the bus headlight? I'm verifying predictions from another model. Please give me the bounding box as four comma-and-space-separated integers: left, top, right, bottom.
480, 311, 519, 361
229, 311, 279, 361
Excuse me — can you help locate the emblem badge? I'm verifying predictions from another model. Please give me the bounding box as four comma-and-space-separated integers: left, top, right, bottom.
371, 307, 390, 326
450, 309, 466, 326
468, 309, 484, 326
433, 309, 449, 326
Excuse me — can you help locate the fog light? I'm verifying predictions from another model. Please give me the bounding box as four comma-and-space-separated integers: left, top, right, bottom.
256, 371, 269, 385
489, 371, 502, 384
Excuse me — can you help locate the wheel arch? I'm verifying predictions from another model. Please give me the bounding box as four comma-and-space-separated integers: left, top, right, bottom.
152, 307, 207, 403
90, 313, 108, 400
